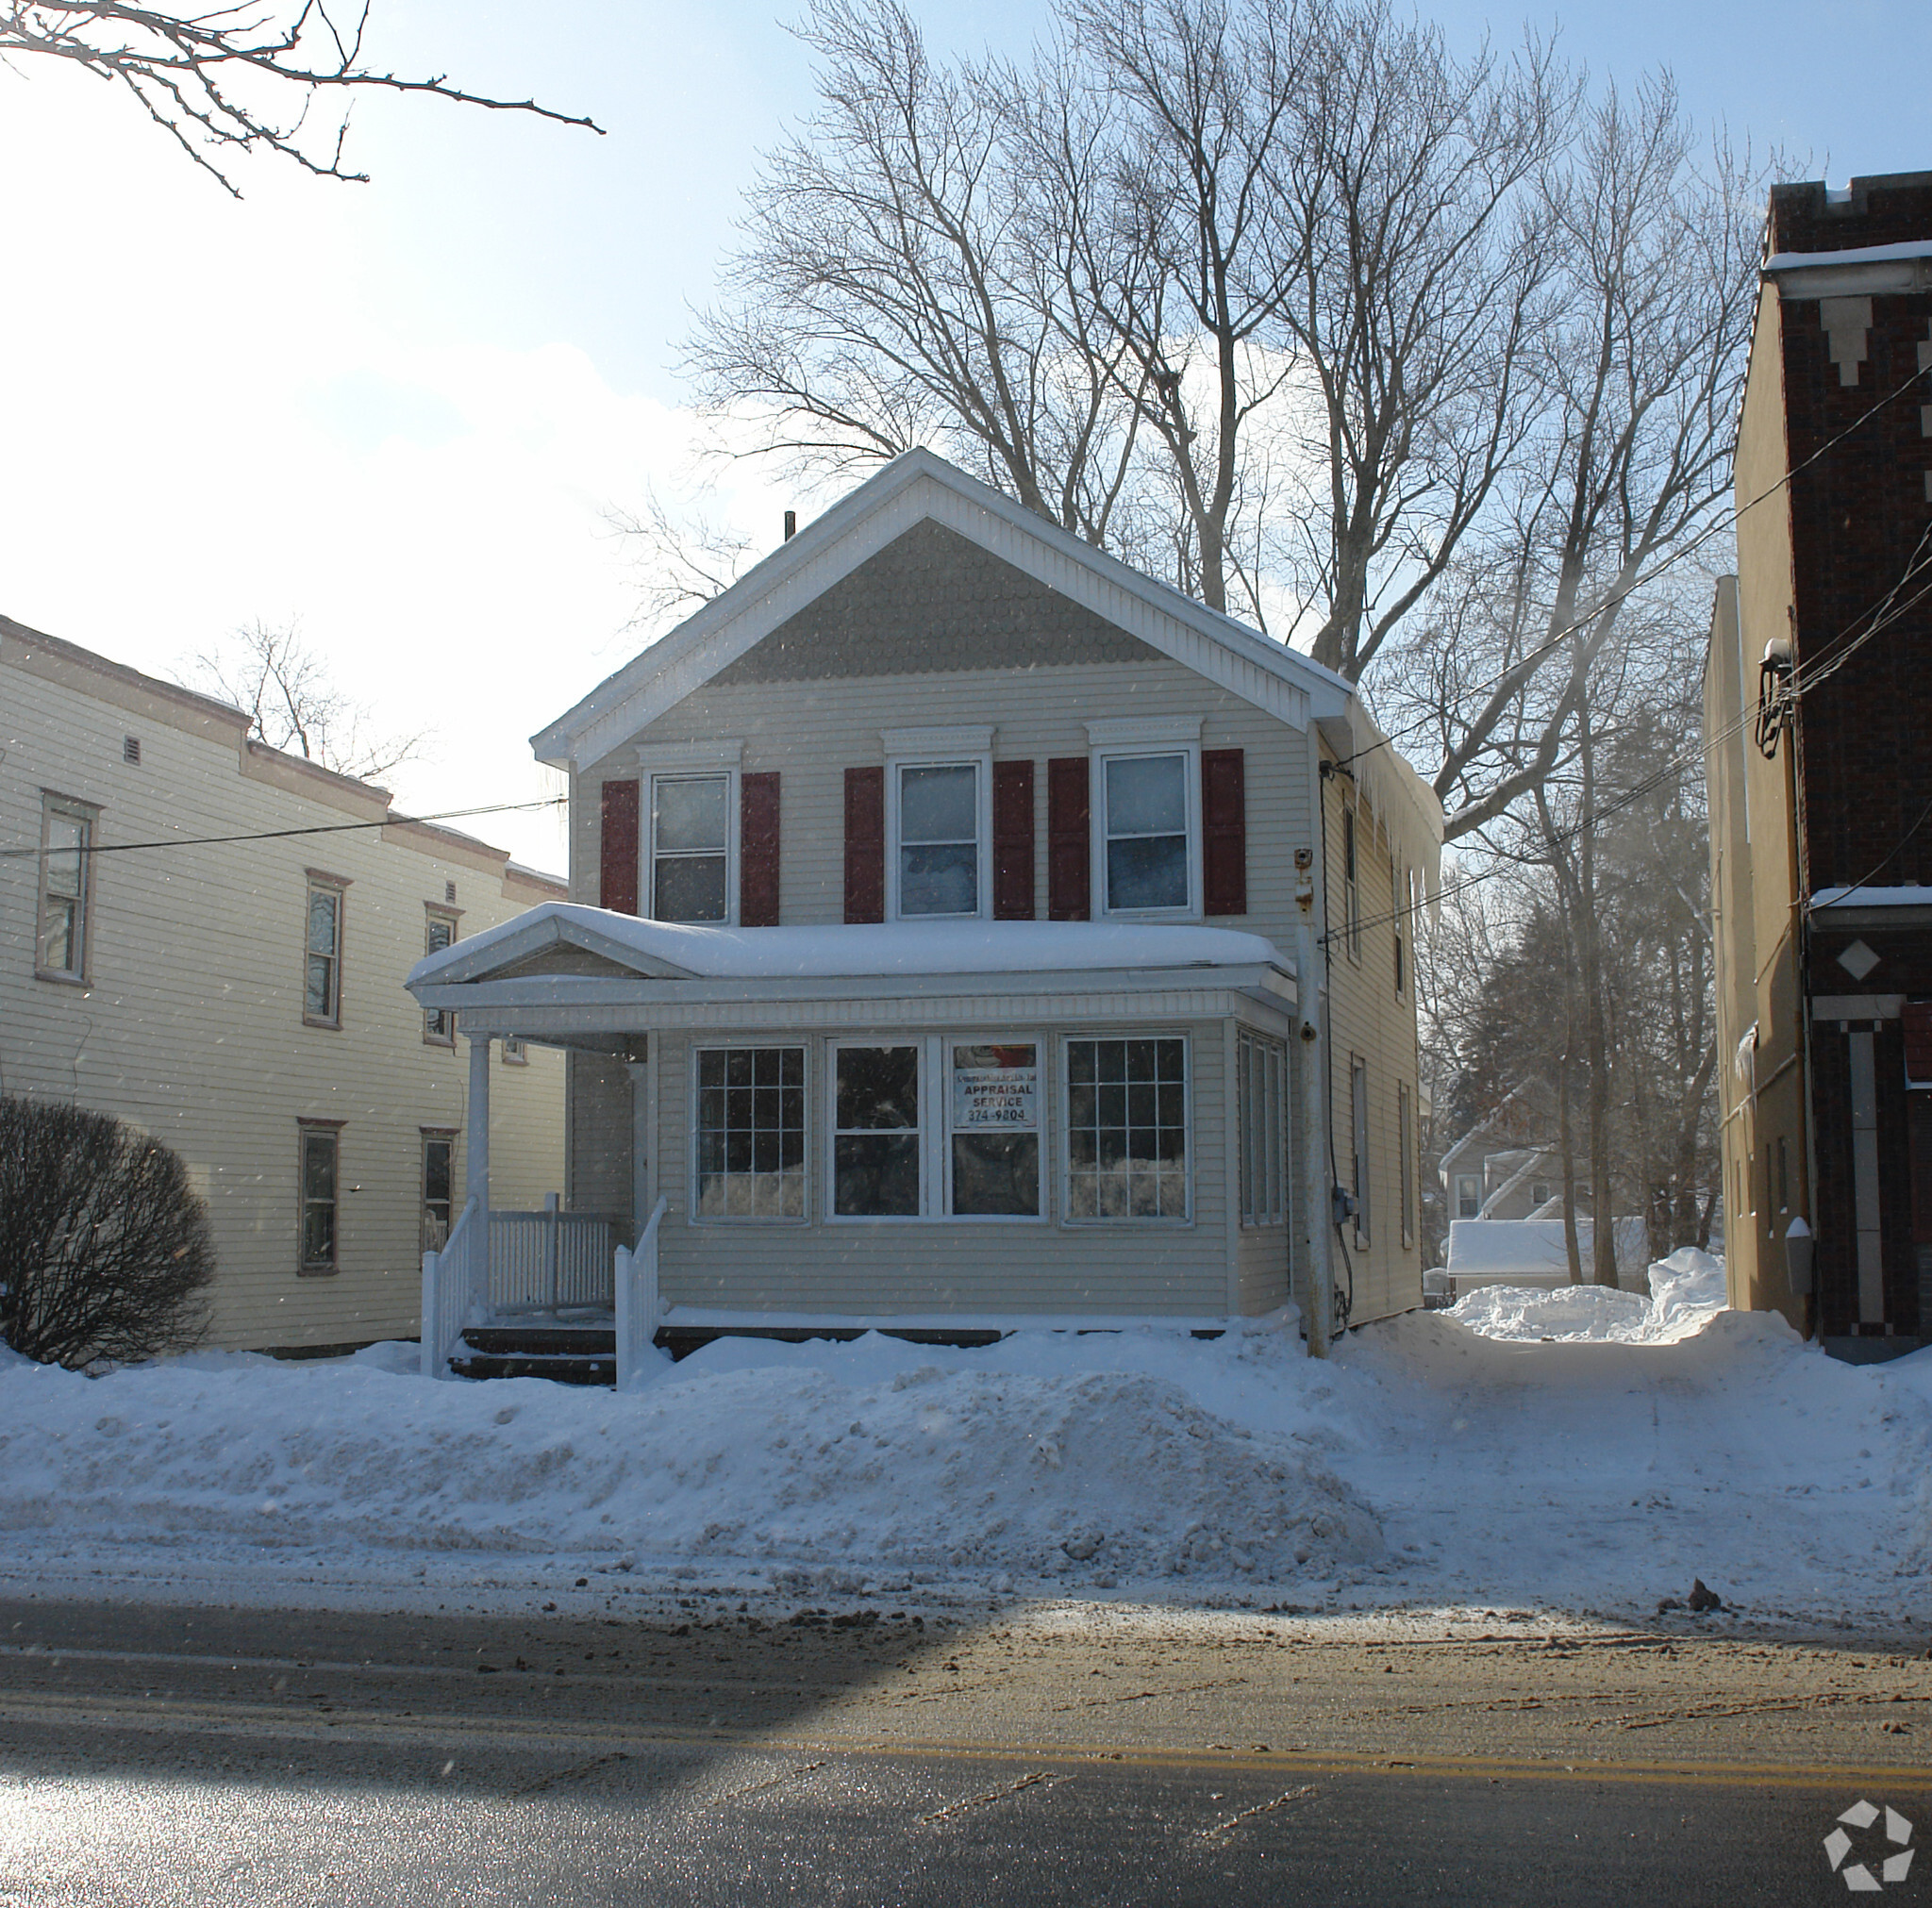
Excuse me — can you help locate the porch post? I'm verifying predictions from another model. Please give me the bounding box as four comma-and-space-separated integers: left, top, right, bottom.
626, 1054, 651, 1246
467, 1031, 492, 1313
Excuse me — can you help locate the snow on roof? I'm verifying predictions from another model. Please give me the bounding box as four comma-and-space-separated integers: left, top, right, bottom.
409, 901, 1291, 989
1811, 884, 1932, 909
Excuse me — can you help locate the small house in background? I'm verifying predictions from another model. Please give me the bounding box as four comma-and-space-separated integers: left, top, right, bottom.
1, 618, 566, 1354
1707, 170, 1932, 1360
1437, 1087, 1567, 1225
411, 449, 1441, 1376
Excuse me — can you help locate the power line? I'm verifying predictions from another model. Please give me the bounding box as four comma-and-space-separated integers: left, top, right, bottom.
2, 795, 568, 861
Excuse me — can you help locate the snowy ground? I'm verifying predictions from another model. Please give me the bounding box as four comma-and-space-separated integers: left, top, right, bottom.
2, 1252, 1928, 1629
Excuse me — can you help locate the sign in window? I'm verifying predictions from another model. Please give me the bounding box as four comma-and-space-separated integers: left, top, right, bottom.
949, 1042, 1040, 1217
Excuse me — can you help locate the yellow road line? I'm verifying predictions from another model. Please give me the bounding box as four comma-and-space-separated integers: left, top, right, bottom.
1, 1690, 1926, 1792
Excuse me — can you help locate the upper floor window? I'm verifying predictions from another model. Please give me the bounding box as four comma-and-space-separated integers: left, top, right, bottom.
1455, 1172, 1480, 1219
651, 772, 731, 923
304, 873, 348, 1027
883, 727, 993, 921
1350, 1054, 1372, 1246
1392, 854, 1407, 996
424, 907, 458, 1044
1086, 719, 1203, 918
36, 795, 95, 981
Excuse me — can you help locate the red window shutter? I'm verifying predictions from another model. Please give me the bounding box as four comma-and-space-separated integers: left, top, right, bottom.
992, 759, 1036, 920
1047, 756, 1091, 921
740, 771, 781, 926
1202, 747, 1247, 916
1906, 1001, 1932, 1087
843, 766, 885, 923
599, 779, 640, 915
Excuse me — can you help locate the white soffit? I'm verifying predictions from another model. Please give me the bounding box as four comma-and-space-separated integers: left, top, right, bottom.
535, 451, 1344, 772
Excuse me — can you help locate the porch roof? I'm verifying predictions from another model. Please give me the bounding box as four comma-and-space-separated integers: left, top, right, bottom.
406, 904, 1298, 1040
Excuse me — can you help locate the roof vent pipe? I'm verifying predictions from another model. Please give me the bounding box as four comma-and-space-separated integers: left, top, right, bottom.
783, 510, 796, 541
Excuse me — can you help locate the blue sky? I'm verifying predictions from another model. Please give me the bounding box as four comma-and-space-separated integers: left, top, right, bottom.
1, 0, 1925, 867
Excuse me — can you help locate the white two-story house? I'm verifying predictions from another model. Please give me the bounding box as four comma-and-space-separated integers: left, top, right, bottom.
410, 450, 1440, 1373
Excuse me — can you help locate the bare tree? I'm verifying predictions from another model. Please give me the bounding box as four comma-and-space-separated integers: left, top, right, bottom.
607, 489, 761, 630
182, 618, 427, 784
1, 2, 600, 192
0, 1096, 214, 1369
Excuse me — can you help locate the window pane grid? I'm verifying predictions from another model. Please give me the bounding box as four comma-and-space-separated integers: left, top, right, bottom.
1065, 1037, 1188, 1219
695, 1046, 805, 1219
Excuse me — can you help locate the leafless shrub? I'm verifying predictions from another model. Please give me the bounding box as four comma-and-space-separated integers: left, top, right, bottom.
0, 1096, 215, 1370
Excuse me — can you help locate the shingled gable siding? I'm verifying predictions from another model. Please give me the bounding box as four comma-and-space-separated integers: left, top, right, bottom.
711, 517, 1155, 685
992, 758, 1036, 920
600, 779, 640, 914
740, 771, 781, 925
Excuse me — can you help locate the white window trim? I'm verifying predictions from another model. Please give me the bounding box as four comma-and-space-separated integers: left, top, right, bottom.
689, 1040, 810, 1227
648, 768, 739, 927
1058, 1031, 1194, 1227
885, 752, 993, 922
35, 791, 97, 983
1238, 1031, 1288, 1230
1090, 742, 1203, 920
826, 1037, 930, 1223
824, 1033, 1047, 1222
941, 1032, 1046, 1224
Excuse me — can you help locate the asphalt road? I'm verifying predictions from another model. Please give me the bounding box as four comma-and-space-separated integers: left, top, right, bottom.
1, 1595, 1927, 1906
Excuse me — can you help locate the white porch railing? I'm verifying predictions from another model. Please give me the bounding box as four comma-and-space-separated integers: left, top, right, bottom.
421, 1195, 481, 1380
614, 1196, 669, 1391
488, 1198, 619, 1314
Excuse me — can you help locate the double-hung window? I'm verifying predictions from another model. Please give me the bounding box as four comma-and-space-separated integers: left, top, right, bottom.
424, 907, 458, 1043
1350, 1055, 1372, 1246
651, 773, 731, 923
1399, 1083, 1416, 1247
1065, 1036, 1190, 1220
299, 1122, 341, 1272
828, 1036, 1043, 1219
36, 795, 95, 980
1086, 719, 1202, 917
304, 874, 347, 1026
694, 1045, 806, 1219
832, 1043, 923, 1217
1238, 1033, 1287, 1228
883, 728, 993, 920
1342, 808, 1361, 962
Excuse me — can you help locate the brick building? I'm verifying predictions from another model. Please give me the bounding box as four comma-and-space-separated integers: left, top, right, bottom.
1707, 171, 1932, 1358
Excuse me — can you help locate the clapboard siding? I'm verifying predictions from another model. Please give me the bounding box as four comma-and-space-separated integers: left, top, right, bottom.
1321, 741, 1424, 1328
575, 655, 1313, 951
1, 628, 566, 1352
648, 1021, 1231, 1317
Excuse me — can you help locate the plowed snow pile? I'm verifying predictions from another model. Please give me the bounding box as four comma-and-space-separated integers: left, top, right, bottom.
0, 1326, 1382, 1604
1449, 1248, 1727, 1343
4, 1253, 1931, 1626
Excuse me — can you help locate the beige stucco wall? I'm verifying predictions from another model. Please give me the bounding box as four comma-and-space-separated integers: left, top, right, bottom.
1, 623, 565, 1352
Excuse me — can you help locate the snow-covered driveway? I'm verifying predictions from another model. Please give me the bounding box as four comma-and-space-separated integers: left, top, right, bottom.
1, 1258, 1927, 1626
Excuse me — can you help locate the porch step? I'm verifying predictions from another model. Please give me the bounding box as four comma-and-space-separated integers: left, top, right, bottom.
450, 1323, 615, 1386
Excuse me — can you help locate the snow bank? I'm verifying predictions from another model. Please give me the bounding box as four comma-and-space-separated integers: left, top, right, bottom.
0, 1325, 1381, 1601
5, 1249, 1929, 1628
1448, 1247, 1728, 1345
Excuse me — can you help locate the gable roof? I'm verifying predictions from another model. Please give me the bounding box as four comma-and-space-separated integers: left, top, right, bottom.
536, 448, 1362, 769
534, 447, 1442, 881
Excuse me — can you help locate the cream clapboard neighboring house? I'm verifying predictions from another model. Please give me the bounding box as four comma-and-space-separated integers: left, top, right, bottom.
409, 451, 1441, 1376
2, 616, 566, 1353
